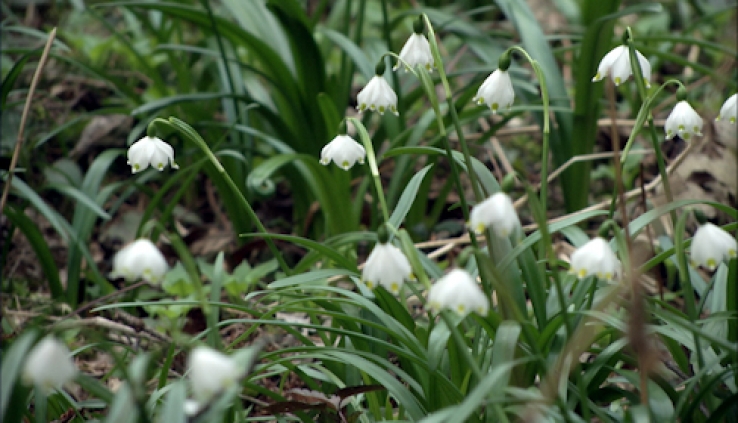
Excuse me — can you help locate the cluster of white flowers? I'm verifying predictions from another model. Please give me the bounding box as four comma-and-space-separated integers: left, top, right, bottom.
110, 238, 169, 284
567, 222, 736, 282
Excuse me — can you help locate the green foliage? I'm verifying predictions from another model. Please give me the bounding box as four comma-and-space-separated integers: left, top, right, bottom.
2, 0, 737, 422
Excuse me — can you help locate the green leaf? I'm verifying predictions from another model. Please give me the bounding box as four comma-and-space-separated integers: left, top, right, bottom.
268, 269, 356, 289
1, 331, 37, 419
130, 92, 253, 116
389, 164, 433, 229
318, 27, 373, 79
243, 233, 357, 272
45, 184, 111, 220
3, 206, 63, 298
159, 380, 187, 423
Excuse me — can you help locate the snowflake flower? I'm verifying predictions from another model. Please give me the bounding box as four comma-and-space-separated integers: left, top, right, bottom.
716, 94, 737, 124
23, 336, 77, 393
664, 100, 703, 140
362, 242, 412, 294
394, 33, 434, 72
468, 192, 520, 237
473, 69, 515, 113
427, 269, 489, 317
127, 136, 179, 173
110, 239, 169, 284
592, 45, 651, 88
188, 346, 244, 405
690, 223, 737, 271
569, 237, 621, 282
320, 134, 366, 170
356, 75, 398, 115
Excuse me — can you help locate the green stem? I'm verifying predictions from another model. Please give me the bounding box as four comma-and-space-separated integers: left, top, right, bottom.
441, 311, 484, 381
34, 387, 47, 423
423, 15, 484, 205
508, 47, 551, 214
380, 0, 403, 110
625, 27, 678, 228
151, 118, 291, 275
347, 117, 390, 223
608, 76, 685, 224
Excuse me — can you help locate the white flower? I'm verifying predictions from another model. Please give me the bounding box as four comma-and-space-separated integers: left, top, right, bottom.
320, 135, 366, 170
664, 101, 703, 140
362, 242, 412, 294
473, 69, 514, 113
592, 45, 651, 88
188, 346, 244, 405
427, 269, 489, 317
356, 75, 399, 115
716, 94, 737, 124
468, 192, 520, 237
690, 223, 737, 271
23, 336, 77, 393
110, 239, 169, 284
394, 33, 434, 72
569, 237, 621, 282
127, 136, 179, 173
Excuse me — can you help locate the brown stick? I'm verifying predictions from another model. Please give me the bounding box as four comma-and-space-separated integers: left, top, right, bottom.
0, 28, 57, 213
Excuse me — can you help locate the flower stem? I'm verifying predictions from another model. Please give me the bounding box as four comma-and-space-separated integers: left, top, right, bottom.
151, 117, 291, 275
625, 27, 678, 227
423, 15, 484, 205
440, 311, 484, 382
347, 117, 390, 223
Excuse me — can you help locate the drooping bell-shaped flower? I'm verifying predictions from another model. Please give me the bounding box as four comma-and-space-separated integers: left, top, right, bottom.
592, 45, 651, 88
357, 61, 398, 115
320, 134, 366, 170
664, 100, 703, 140
23, 335, 78, 393
362, 242, 413, 294
110, 238, 169, 284
188, 346, 244, 405
569, 237, 621, 282
468, 192, 520, 238
427, 269, 489, 317
394, 33, 434, 72
394, 17, 434, 72
127, 136, 179, 173
716, 94, 737, 124
473, 69, 515, 114
690, 222, 737, 271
